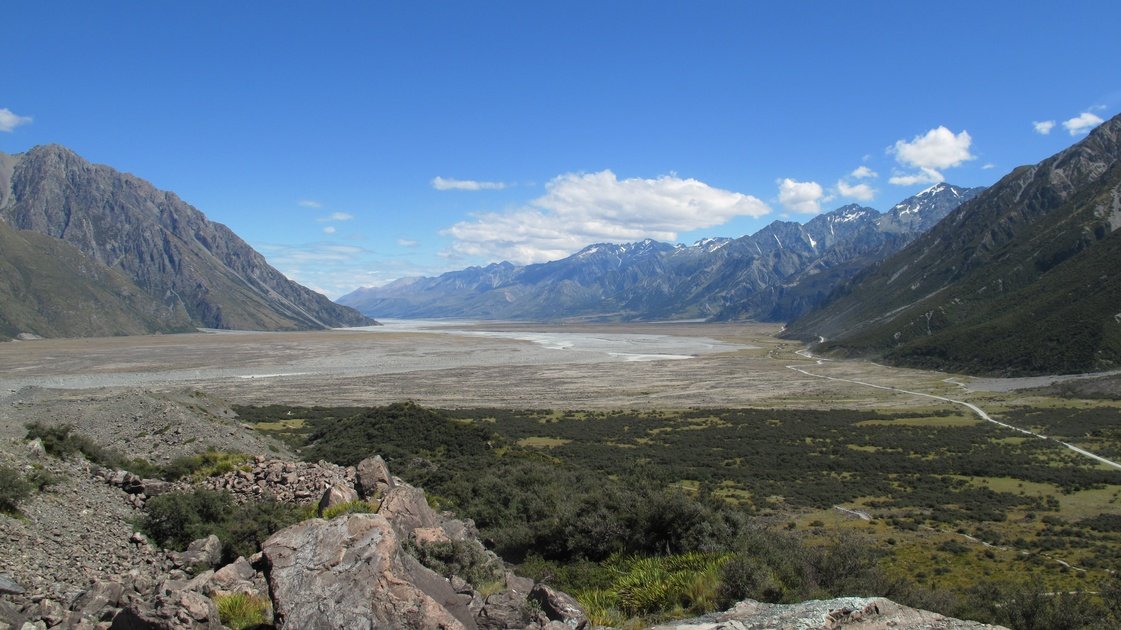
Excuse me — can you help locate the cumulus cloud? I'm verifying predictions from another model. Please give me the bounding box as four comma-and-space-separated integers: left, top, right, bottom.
836, 179, 876, 201
777, 178, 824, 214
432, 176, 509, 191
1062, 112, 1104, 136
1032, 120, 1055, 135
888, 168, 943, 186
0, 108, 32, 132
316, 212, 354, 222
850, 166, 878, 179
443, 170, 771, 264
888, 126, 974, 185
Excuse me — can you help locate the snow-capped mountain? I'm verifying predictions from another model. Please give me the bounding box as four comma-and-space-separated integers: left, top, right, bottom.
339, 185, 982, 322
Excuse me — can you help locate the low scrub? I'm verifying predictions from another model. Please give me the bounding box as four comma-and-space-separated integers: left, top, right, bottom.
161, 451, 251, 481
213, 592, 270, 630
141, 489, 304, 563
0, 465, 32, 515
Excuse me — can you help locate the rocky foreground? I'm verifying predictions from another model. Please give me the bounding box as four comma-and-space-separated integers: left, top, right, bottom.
0, 389, 1006, 629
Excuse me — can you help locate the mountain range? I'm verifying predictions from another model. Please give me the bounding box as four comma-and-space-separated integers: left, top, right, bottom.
783, 113, 1121, 375
338, 184, 983, 322
0, 145, 373, 340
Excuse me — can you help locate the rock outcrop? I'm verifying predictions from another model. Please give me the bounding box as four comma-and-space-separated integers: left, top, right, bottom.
649, 597, 1008, 629
263, 513, 477, 630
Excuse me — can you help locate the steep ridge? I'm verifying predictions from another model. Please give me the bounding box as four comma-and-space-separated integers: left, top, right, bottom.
340, 185, 981, 322
0, 219, 195, 340
784, 114, 1121, 375
0, 145, 373, 335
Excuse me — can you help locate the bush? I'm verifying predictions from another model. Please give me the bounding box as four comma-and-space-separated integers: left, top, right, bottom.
0, 465, 32, 514
161, 451, 250, 481
214, 592, 270, 630
141, 489, 303, 563
405, 539, 505, 588
24, 423, 157, 476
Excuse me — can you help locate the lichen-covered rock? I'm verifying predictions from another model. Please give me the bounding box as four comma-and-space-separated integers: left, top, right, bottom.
108, 587, 222, 629
262, 513, 477, 630
379, 485, 443, 539
355, 455, 395, 500
647, 597, 1010, 630
528, 583, 588, 629
317, 481, 359, 514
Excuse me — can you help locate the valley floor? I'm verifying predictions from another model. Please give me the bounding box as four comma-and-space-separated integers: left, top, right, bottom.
0, 320, 1061, 411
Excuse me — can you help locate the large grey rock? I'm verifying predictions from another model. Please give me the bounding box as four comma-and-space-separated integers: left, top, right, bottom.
476, 590, 532, 630
355, 455, 395, 500
378, 485, 443, 539
261, 513, 477, 630
528, 583, 587, 629
171, 535, 222, 573
317, 482, 359, 515
647, 597, 1009, 630
108, 587, 221, 629
0, 574, 25, 596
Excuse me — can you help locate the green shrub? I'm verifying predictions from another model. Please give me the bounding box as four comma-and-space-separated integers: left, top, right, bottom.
26, 423, 105, 461
161, 451, 250, 481
213, 592, 270, 630
0, 465, 32, 514
141, 489, 303, 563
405, 538, 505, 588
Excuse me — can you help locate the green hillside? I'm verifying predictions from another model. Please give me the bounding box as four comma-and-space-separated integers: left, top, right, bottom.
784, 115, 1121, 376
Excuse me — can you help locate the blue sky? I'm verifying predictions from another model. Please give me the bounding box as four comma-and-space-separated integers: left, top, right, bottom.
2, 2, 1119, 298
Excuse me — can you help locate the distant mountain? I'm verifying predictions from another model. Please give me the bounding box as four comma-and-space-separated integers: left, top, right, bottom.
783, 113, 1121, 376
0, 145, 373, 339
339, 184, 982, 322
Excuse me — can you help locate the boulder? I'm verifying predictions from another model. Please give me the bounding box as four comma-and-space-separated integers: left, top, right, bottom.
645, 597, 1010, 630
475, 589, 532, 630
378, 485, 442, 539
0, 574, 25, 596
71, 581, 126, 622
528, 584, 588, 630
355, 455, 395, 500
109, 588, 222, 629
262, 513, 478, 630
317, 481, 359, 515
170, 535, 222, 572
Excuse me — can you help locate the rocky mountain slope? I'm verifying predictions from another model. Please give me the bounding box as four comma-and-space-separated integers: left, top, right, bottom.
784, 113, 1121, 376
0, 145, 373, 339
0, 218, 195, 340
340, 184, 981, 322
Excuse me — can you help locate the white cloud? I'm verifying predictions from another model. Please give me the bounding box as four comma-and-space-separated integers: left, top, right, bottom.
850, 166, 878, 179
0, 108, 32, 132
889, 126, 974, 185
1032, 120, 1055, 135
777, 178, 824, 214
836, 179, 876, 201
323, 226, 336, 234
397, 238, 419, 248
1062, 112, 1104, 136
982, 163, 996, 170
888, 167, 943, 186
443, 169, 771, 264
297, 199, 323, 208
432, 176, 509, 191
316, 212, 354, 222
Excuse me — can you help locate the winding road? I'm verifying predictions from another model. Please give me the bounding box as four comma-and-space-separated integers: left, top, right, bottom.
787, 349, 1121, 472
